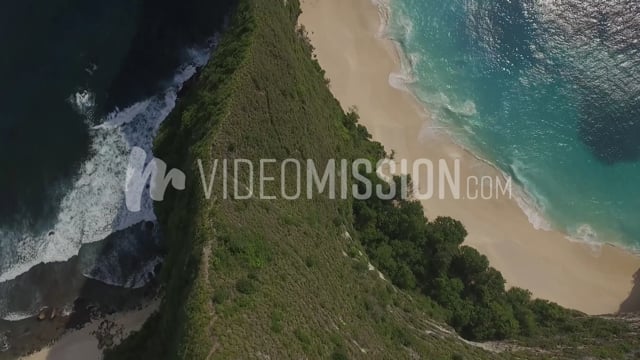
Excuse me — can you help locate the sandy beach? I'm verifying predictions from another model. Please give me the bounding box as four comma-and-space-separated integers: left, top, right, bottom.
20, 301, 158, 360
299, 0, 640, 315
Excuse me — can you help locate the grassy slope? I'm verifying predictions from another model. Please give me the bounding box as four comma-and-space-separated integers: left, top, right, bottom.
107, 0, 640, 359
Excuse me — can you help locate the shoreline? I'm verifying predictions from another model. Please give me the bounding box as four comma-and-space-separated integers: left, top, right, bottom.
0, 276, 159, 360
299, 0, 640, 314
18, 299, 159, 360
368, 0, 571, 241
370, 0, 640, 255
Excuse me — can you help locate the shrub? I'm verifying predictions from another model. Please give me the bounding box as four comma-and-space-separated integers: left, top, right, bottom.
236, 278, 257, 295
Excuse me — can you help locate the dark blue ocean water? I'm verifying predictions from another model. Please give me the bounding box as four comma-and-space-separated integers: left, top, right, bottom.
0, 0, 232, 318
389, 0, 640, 246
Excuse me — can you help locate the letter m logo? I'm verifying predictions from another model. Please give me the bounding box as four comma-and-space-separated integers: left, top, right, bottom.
125, 147, 186, 212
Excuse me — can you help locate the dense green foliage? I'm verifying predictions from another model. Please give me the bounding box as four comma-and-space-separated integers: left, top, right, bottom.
353, 171, 527, 340
106, 0, 640, 358
348, 122, 631, 341
344, 114, 637, 352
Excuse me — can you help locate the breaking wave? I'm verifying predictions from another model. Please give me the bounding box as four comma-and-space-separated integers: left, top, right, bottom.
0, 39, 215, 285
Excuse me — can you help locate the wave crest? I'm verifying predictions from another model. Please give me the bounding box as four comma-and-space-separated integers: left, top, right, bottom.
0, 40, 215, 284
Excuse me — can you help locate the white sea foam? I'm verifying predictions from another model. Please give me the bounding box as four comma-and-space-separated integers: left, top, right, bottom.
565, 223, 605, 252
69, 89, 96, 121
455, 100, 478, 117
0, 40, 215, 284
373, 0, 640, 256
372, 0, 417, 94
0, 333, 7, 352
511, 187, 552, 231
371, 0, 392, 38
379, 1, 480, 122
1, 311, 34, 322
388, 50, 419, 93
1, 303, 74, 322
507, 159, 552, 231
388, 50, 418, 93
61, 303, 73, 317
435, 93, 478, 118
388, 72, 413, 91
377, 0, 555, 237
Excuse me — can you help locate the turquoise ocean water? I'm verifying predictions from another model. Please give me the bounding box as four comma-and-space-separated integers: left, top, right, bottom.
386, 0, 640, 247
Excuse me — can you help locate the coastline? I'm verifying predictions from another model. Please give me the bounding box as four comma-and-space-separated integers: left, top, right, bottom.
19, 300, 158, 360
0, 274, 159, 359
299, 0, 640, 314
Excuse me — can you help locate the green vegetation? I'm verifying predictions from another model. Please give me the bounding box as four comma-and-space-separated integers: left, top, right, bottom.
106, 0, 640, 359
351, 168, 633, 342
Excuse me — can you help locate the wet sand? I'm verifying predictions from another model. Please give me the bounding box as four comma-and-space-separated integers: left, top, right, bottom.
20, 300, 158, 360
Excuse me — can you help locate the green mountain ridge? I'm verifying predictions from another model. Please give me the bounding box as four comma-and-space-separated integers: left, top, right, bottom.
106, 0, 640, 358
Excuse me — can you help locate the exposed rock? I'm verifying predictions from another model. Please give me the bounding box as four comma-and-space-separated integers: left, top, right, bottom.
37, 308, 48, 321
